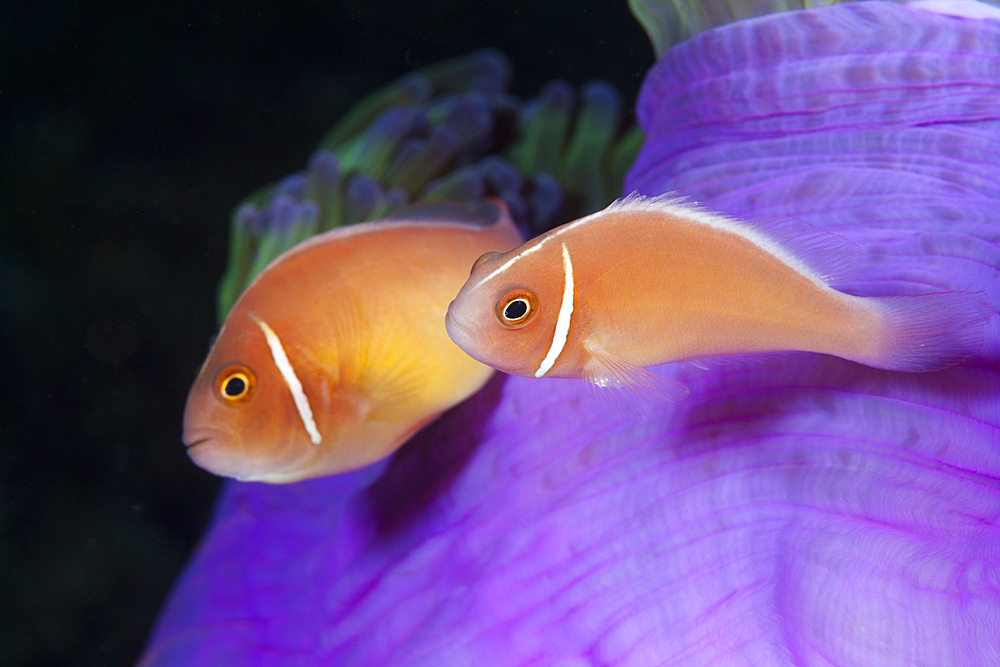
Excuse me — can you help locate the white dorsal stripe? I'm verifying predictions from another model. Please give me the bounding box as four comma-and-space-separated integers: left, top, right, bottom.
475, 236, 547, 289
250, 315, 323, 445
535, 243, 575, 378
471, 192, 832, 292
471, 194, 650, 290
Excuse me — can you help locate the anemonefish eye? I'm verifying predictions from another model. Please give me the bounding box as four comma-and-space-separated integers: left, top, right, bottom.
215, 364, 257, 406
494, 288, 538, 328
471, 252, 500, 275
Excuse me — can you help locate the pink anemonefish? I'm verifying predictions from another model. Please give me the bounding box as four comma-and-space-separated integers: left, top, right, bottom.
183, 200, 523, 483
446, 194, 991, 417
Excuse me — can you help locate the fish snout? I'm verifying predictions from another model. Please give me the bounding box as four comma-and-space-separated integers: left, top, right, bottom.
183, 424, 308, 483
182, 425, 250, 478
446, 302, 494, 356
182, 425, 231, 450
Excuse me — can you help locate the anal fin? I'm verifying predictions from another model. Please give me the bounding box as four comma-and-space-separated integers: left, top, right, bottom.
582, 341, 688, 420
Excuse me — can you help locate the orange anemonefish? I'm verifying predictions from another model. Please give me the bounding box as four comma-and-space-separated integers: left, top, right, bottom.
183, 200, 523, 483
446, 193, 991, 416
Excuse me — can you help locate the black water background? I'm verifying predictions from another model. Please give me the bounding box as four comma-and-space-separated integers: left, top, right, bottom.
2, 1, 651, 665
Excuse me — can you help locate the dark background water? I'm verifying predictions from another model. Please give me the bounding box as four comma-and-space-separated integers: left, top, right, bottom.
3, 1, 651, 665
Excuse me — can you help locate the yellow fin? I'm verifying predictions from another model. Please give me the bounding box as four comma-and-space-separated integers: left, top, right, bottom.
582, 342, 689, 420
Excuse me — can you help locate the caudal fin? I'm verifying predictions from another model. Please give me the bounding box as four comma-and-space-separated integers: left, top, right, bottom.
871, 291, 992, 372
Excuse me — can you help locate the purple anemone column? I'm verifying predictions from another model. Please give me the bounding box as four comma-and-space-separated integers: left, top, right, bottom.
140, 3, 999, 666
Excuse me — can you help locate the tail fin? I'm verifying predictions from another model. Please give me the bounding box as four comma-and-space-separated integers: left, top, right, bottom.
871, 291, 992, 372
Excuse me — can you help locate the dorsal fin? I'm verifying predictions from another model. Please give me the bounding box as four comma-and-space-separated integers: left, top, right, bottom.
383, 198, 507, 228
609, 192, 863, 286
737, 216, 862, 286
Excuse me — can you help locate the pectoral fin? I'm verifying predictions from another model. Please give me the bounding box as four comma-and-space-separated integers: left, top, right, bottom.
582, 341, 688, 420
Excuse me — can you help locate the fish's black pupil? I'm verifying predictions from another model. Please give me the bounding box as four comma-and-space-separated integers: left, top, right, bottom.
224, 376, 246, 397
504, 299, 529, 321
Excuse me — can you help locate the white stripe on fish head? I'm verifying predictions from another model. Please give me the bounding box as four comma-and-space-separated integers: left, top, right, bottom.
470, 203, 612, 292
535, 242, 575, 378
250, 315, 323, 445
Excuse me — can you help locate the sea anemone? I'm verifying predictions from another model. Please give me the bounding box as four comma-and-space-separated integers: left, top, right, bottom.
140, 2, 1000, 665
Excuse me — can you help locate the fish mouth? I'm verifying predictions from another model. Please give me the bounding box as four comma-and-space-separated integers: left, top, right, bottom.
182, 426, 254, 480
182, 427, 228, 450
184, 436, 216, 452
182, 431, 222, 473
445, 305, 494, 354
182, 424, 305, 482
